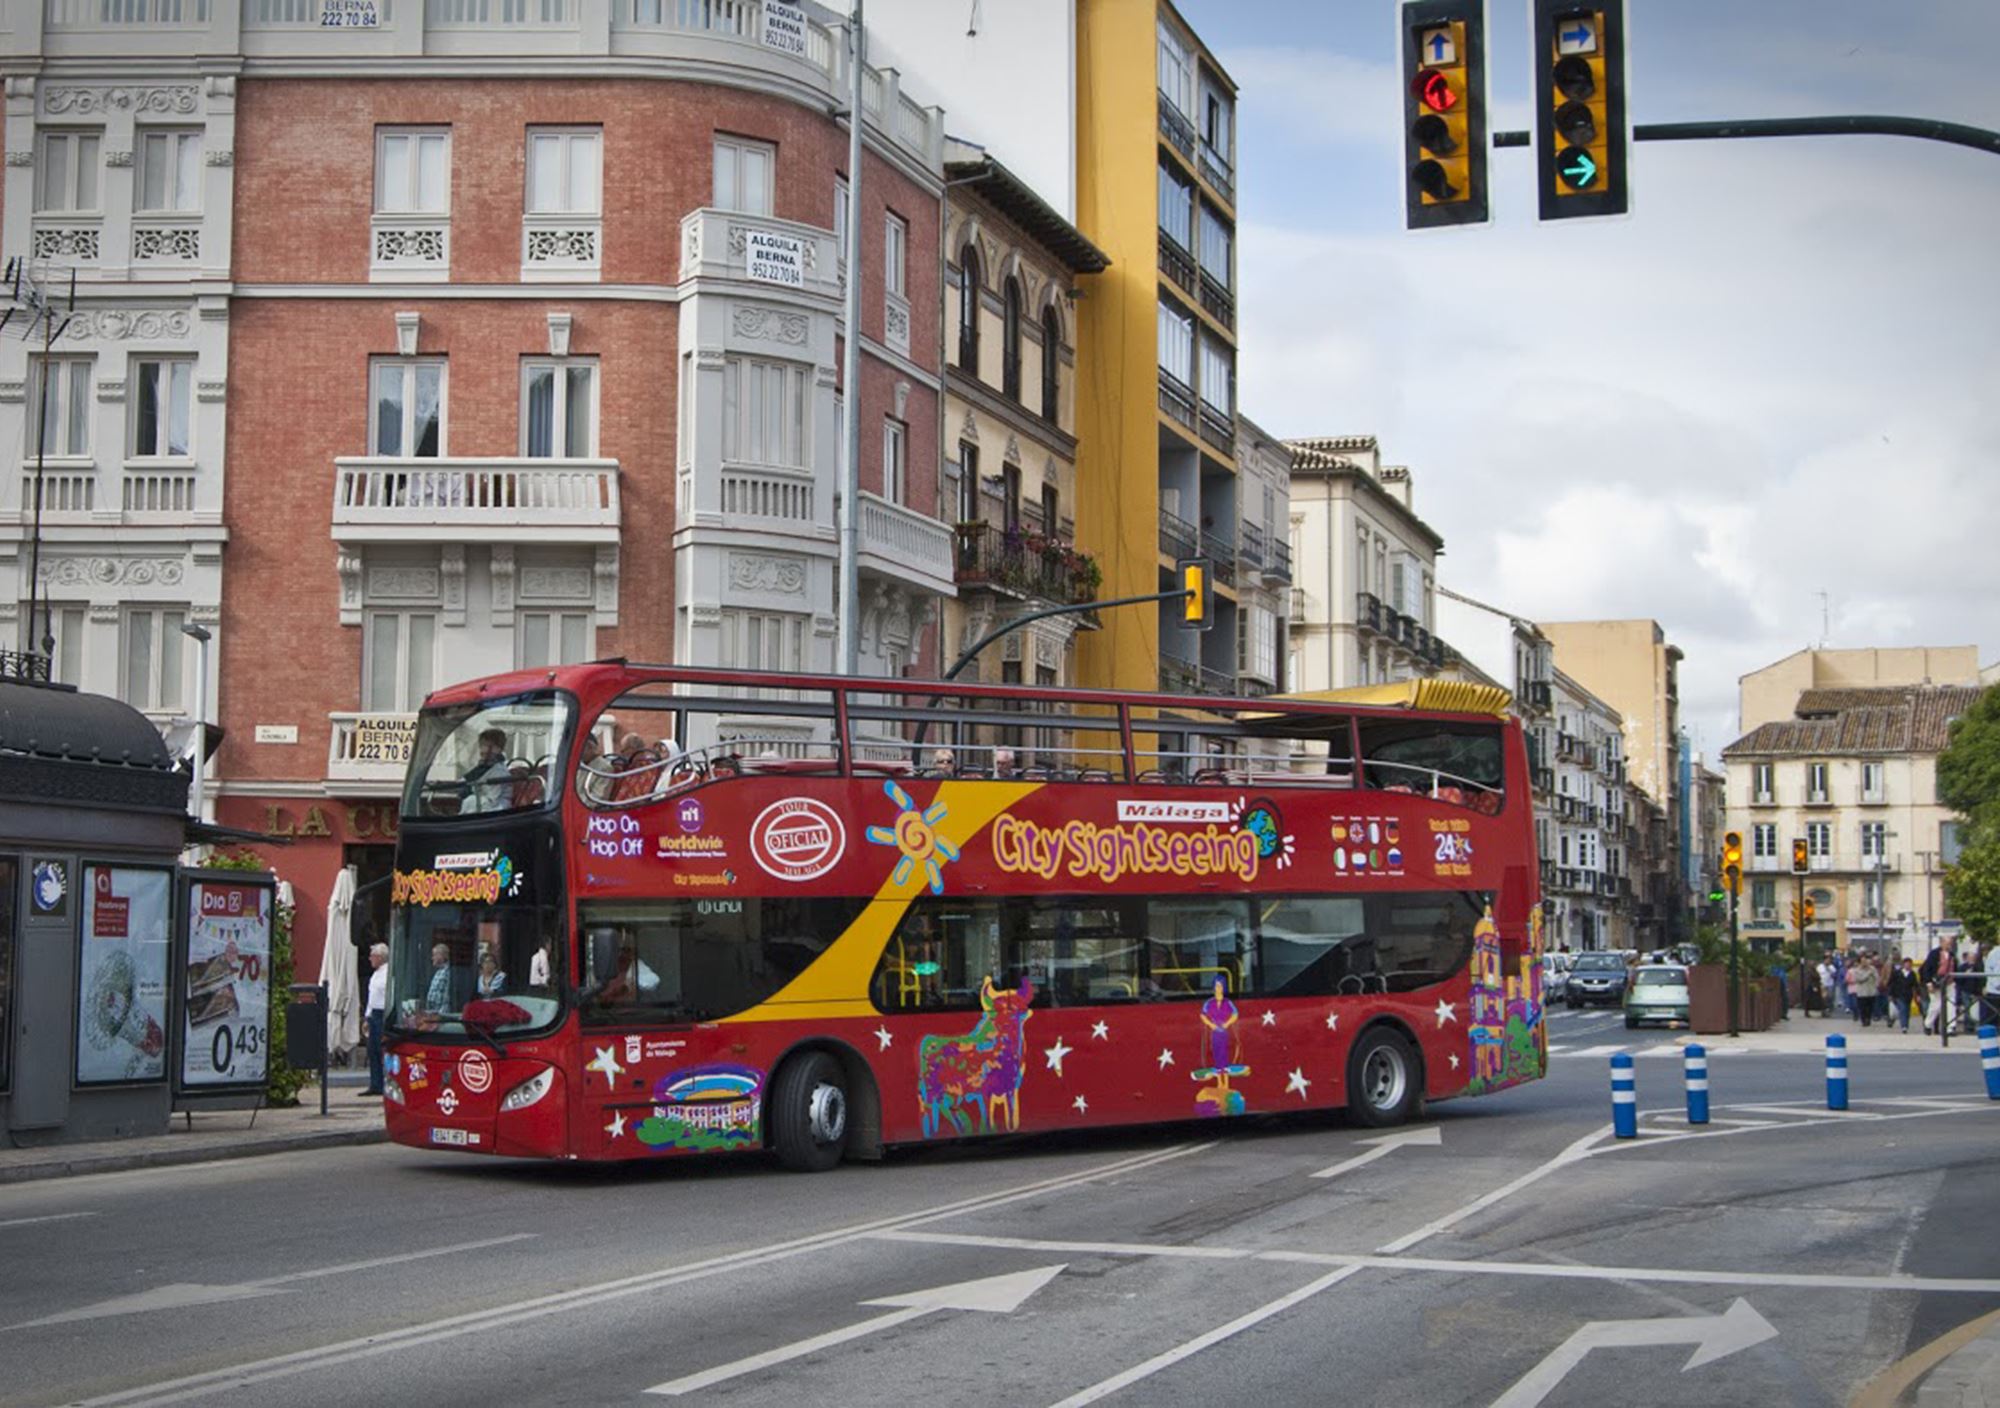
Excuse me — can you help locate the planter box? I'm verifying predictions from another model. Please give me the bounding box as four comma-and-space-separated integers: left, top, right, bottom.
1688, 965, 1783, 1034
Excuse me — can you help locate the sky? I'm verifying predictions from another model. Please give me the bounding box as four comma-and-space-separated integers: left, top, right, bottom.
1172, 0, 2000, 755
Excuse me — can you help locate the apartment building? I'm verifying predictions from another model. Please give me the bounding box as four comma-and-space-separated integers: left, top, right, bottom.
1723, 660, 1985, 959
1542, 667, 1628, 952
940, 142, 1107, 688
1285, 435, 1449, 694
8, 0, 954, 973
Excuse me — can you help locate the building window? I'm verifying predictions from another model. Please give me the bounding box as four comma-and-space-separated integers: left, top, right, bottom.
1158, 161, 1193, 248
28, 357, 92, 457
1239, 605, 1276, 683
526, 128, 601, 214
376, 128, 450, 214
1002, 277, 1022, 399
1862, 874, 1884, 917
881, 417, 906, 504
1806, 820, 1832, 865
136, 129, 201, 214
1001, 463, 1021, 533
719, 608, 805, 673
1753, 760, 1773, 803
364, 610, 437, 712
1942, 820, 1965, 865
1198, 202, 1231, 288
1201, 82, 1233, 167
1157, 299, 1193, 385
955, 244, 981, 372
1040, 482, 1059, 536
884, 212, 908, 297
1807, 760, 1829, 804
130, 359, 192, 458
518, 611, 592, 669
834, 175, 849, 268
1578, 832, 1598, 870
1751, 878, 1775, 914
122, 606, 186, 712
1041, 306, 1062, 423
956, 442, 980, 523
712, 135, 774, 216
370, 359, 444, 457
36, 130, 102, 213
21, 604, 86, 685
721, 357, 808, 468
1198, 336, 1233, 414
1860, 820, 1886, 863
522, 360, 598, 458
1860, 760, 1884, 802
1156, 19, 1194, 121
1752, 822, 1777, 862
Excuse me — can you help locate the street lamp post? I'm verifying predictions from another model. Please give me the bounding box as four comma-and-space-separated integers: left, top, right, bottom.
834, 0, 865, 677
181, 622, 212, 828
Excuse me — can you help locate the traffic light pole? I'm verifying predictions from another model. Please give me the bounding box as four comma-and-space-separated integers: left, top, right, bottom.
1728, 884, 1741, 1040
1492, 113, 2000, 156
1795, 869, 1808, 1017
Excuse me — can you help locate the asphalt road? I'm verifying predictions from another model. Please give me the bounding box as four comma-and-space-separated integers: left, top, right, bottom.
2, 1006, 1996, 1408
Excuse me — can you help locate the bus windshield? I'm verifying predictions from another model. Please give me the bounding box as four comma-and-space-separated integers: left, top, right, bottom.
402, 692, 573, 820
388, 897, 564, 1038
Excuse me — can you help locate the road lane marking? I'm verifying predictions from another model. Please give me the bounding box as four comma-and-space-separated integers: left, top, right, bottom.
1046, 1265, 1366, 1407
0, 1212, 96, 1230
646, 1265, 1066, 1396
1489, 1300, 1778, 1408
257, 1234, 539, 1285
68, 1140, 1216, 1407
1309, 1127, 1442, 1181
874, 1230, 1251, 1260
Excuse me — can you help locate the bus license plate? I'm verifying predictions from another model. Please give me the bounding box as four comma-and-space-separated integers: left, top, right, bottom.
430, 1127, 471, 1146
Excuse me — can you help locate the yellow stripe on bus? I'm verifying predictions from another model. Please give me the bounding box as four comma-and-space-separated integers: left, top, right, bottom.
722, 779, 1044, 1021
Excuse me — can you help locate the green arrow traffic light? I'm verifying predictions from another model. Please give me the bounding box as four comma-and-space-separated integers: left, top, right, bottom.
1556, 146, 1598, 189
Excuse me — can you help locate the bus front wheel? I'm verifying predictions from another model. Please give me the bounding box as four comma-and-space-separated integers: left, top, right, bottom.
771, 1051, 849, 1173
1347, 1027, 1420, 1128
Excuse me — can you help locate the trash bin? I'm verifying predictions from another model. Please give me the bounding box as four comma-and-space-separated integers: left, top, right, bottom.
286, 985, 326, 1070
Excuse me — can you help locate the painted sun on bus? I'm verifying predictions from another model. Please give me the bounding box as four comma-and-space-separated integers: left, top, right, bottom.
377, 665, 1545, 1171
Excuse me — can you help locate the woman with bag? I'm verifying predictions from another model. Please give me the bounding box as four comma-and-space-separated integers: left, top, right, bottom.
1849, 954, 1880, 1028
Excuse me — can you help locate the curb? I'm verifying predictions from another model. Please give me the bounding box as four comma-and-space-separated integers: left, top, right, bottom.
0, 1125, 389, 1186
1916, 1328, 2000, 1408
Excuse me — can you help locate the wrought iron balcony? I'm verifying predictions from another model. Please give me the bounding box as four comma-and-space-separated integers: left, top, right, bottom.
1197, 402, 1234, 456
1159, 232, 1196, 296
1357, 591, 1383, 632
953, 523, 1098, 606
1198, 271, 1234, 330
1158, 370, 1196, 432
1199, 529, 1236, 587
1238, 519, 1266, 569
1159, 97, 1197, 162
1159, 655, 1200, 695
1266, 538, 1293, 584
1159, 508, 1197, 560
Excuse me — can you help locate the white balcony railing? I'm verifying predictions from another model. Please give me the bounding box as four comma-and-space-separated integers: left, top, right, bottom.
522, 213, 600, 280
327, 711, 417, 789
718, 466, 815, 525
46, 0, 212, 26
856, 490, 954, 596
332, 457, 620, 542
371, 214, 450, 281
883, 290, 910, 356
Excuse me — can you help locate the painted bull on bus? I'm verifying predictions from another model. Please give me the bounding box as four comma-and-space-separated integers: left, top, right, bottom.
917, 976, 1035, 1138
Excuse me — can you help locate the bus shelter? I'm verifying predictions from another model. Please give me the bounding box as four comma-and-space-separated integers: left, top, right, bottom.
0, 672, 275, 1145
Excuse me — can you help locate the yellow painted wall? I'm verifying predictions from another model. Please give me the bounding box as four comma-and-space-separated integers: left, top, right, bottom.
1073, 0, 1164, 693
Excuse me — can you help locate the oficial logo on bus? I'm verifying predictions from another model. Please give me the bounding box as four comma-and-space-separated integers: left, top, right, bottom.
749, 798, 846, 882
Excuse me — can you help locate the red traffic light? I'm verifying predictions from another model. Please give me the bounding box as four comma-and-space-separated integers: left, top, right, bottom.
1413, 69, 1458, 114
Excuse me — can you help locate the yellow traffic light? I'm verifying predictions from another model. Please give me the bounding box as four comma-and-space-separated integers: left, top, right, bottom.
1721, 830, 1743, 895
1401, 2, 1489, 229
1791, 837, 1809, 874
1802, 897, 1816, 924
1533, 1, 1629, 221
1177, 557, 1213, 632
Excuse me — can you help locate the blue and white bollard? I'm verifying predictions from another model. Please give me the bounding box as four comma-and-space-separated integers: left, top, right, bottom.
1826, 1032, 1848, 1110
1979, 1025, 2000, 1101
1611, 1051, 1637, 1138
1684, 1044, 1709, 1125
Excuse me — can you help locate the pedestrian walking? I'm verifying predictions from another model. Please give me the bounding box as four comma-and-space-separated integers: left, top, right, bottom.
1957, 938, 1985, 1034
1833, 952, 1854, 1018
1886, 957, 1917, 1033
362, 941, 389, 1097
1920, 936, 1955, 1035
1772, 958, 1790, 1020
1850, 954, 1880, 1028
1816, 958, 1835, 1019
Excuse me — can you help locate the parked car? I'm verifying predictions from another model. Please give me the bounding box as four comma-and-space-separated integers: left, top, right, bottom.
1542, 953, 1571, 1002
1625, 964, 1692, 1029
1565, 951, 1630, 1008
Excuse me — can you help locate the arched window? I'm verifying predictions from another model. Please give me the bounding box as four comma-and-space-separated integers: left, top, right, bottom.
957, 244, 981, 373
1002, 276, 1023, 400
1040, 304, 1061, 423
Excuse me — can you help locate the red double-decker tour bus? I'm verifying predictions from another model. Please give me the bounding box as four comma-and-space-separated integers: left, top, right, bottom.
380, 664, 1546, 1171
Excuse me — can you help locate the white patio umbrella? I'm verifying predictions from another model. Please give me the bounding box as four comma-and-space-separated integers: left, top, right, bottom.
319, 865, 361, 1060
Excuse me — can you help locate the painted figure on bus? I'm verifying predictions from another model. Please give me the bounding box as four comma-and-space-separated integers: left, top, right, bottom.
1469, 907, 1506, 1084
1194, 974, 1249, 1117
917, 975, 1035, 1138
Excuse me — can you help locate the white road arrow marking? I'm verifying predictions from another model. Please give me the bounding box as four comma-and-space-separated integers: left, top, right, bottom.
1489, 1299, 1778, 1408
645, 1265, 1066, 1397
1309, 1126, 1442, 1181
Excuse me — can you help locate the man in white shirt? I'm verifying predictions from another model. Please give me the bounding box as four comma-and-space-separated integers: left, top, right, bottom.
1983, 940, 2000, 1030
363, 942, 389, 1098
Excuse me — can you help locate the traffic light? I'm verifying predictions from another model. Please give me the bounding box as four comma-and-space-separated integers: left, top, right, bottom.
1531, 1, 1629, 220
1791, 838, 1809, 874
1400, 1, 1489, 230
1802, 897, 1816, 925
1177, 557, 1213, 632
1720, 830, 1743, 895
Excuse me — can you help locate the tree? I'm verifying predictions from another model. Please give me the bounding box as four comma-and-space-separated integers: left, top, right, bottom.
1938, 685, 2000, 943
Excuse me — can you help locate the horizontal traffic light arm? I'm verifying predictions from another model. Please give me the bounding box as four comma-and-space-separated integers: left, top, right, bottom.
940, 587, 1198, 684
1493, 113, 2000, 155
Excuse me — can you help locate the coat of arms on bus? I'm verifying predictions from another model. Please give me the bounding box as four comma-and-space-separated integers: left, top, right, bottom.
916, 976, 1033, 1138
1465, 905, 1545, 1094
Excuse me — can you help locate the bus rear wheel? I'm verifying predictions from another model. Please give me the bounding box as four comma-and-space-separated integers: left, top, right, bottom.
1347, 1027, 1420, 1128
770, 1051, 849, 1173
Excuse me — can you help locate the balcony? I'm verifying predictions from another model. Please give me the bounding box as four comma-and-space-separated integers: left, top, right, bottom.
1158, 370, 1196, 433
1159, 233, 1197, 297
1357, 591, 1383, 632
1159, 97, 1197, 162
1199, 529, 1236, 588
1196, 401, 1234, 456
521, 212, 600, 280
1238, 519, 1266, 571
953, 523, 1098, 606
1198, 664, 1235, 695
1287, 587, 1307, 623
1159, 655, 1200, 695
1159, 507, 1197, 560
1266, 538, 1293, 584
1198, 271, 1234, 331
327, 711, 416, 792
1199, 145, 1234, 206
1524, 680, 1553, 712
856, 491, 955, 597
332, 458, 619, 543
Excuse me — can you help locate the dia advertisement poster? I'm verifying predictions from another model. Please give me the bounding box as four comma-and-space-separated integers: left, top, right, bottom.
180, 880, 273, 1089
76, 866, 172, 1085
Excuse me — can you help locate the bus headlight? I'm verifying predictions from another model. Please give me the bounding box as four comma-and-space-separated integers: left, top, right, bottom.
500, 1068, 554, 1112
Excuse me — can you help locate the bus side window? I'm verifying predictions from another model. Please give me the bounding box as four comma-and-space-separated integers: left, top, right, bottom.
1256, 895, 1368, 997
1148, 899, 1255, 1000
1368, 891, 1483, 993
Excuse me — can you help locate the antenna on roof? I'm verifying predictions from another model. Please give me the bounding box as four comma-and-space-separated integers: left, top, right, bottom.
1817, 590, 1830, 649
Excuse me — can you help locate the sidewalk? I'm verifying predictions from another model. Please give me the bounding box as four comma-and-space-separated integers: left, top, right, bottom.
1916, 1318, 2000, 1408
1645, 1013, 1992, 1056
0, 1081, 388, 1186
